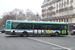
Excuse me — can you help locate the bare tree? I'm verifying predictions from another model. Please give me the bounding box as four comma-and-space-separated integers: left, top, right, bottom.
1, 8, 42, 25
25, 9, 41, 21
1, 8, 26, 25
11, 8, 26, 20
25, 9, 34, 20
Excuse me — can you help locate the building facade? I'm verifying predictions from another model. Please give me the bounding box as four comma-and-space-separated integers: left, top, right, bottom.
41, 0, 75, 22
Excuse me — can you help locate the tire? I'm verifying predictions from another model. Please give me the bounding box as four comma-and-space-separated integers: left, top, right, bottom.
55, 33, 60, 37
50, 35, 54, 37
71, 34, 73, 35
20, 35, 23, 37
22, 32, 28, 37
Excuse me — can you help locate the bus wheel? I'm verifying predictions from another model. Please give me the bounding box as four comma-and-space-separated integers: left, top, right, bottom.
20, 35, 23, 37
55, 33, 59, 37
22, 32, 28, 37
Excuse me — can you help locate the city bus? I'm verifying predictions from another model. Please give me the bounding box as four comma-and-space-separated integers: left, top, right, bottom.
5, 20, 68, 37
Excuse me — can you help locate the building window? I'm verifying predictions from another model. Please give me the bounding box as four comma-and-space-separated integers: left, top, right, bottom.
54, 20, 55, 22
64, 11, 66, 15
62, 19, 63, 22
56, 20, 58, 22
67, 19, 68, 22
64, 0, 67, 4
67, 0, 69, 4
59, 20, 60, 22
70, 10, 73, 14
70, 0, 73, 2
64, 19, 65, 22
67, 0, 69, 2
57, 4, 58, 8
54, 3, 55, 7
64, 4, 66, 8
71, 1, 73, 6
70, 18, 72, 22
62, 2, 63, 8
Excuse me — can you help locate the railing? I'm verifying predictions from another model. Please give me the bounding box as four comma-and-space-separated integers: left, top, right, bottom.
41, 4, 47, 8
42, 14, 46, 16
42, 9, 46, 12
48, 6, 54, 10
70, 6, 73, 9
47, 11, 55, 15
42, 14, 75, 21
47, 0, 58, 5
56, 6, 73, 12
42, 0, 58, 8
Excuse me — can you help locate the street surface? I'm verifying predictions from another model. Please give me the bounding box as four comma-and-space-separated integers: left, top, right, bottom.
0, 33, 75, 50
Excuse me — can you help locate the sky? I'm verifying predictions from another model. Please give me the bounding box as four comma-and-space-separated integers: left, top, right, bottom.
0, 0, 44, 18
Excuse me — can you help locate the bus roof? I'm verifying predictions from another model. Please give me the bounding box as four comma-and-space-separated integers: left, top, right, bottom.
7, 20, 68, 25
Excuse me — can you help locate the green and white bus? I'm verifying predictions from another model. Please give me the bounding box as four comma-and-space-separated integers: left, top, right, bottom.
5, 20, 68, 36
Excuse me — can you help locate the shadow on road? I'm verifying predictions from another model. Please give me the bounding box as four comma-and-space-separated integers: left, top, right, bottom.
29, 35, 67, 37
5, 35, 67, 38
5, 35, 25, 38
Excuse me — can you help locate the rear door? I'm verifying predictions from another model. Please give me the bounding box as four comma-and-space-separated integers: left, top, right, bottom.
33, 24, 42, 35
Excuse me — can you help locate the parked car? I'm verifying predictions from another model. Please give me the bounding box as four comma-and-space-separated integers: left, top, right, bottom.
71, 30, 75, 35
0, 29, 5, 33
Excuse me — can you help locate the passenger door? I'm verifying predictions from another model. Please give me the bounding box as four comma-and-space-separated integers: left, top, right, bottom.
33, 24, 42, 35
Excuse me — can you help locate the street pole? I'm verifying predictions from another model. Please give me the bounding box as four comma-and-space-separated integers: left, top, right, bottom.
37, 13, 39, 21
15, 14, 17, 20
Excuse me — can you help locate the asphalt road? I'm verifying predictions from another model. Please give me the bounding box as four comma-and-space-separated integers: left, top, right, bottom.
0, 33, 75, 50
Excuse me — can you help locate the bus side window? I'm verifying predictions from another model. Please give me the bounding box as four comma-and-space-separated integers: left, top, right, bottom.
16, 23, 22, 29
42, 25, 47, 30
61, 26, 63, 30
48, 25, 53, 30
64, 26, 67, 29
52, 25, 61, 30
21, 23, 33, 29
56, 25, 60, 30
38, 25, 41, 29
53, 25, 57, 30
61, 25, 67, 30
34, 24, 38, 29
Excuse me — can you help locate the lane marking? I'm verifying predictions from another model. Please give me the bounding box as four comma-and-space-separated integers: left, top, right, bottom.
28, 37, 71, 50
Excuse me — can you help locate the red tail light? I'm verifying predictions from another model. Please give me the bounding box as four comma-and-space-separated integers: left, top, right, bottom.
72, 31, 73, 33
